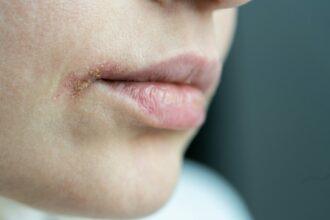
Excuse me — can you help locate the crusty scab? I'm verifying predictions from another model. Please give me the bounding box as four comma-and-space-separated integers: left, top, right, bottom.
71, 65, 104, 96
51, 65, 105, 101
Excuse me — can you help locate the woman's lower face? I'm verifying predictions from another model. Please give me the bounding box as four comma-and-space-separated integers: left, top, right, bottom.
0, 1, 238, 218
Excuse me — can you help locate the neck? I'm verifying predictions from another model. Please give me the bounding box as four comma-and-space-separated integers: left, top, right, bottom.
0, 197, 50, 220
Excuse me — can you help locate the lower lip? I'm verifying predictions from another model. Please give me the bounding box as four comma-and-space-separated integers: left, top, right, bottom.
99, 80, 206, 130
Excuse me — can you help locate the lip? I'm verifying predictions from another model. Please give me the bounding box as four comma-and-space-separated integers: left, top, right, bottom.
98, 54, 220, 94
60, 53, 220, 130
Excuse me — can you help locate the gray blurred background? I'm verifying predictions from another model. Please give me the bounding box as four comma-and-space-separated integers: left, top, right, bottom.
186, 1, 330, 219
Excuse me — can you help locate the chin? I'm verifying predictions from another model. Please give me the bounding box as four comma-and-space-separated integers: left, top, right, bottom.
59, 148, 183, 219
53, 165, 181, 219
1, 130, 188, 219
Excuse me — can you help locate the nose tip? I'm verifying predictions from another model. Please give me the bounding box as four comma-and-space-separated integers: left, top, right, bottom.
215, 0, 251, 9
200, 0, 250, 10
194, 0, 251, 11
154, 0, 250, 10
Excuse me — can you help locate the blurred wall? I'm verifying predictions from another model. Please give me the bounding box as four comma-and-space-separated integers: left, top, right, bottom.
187, 1, 330, 219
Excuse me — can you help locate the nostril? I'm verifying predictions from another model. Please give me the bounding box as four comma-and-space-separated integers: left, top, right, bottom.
151, 0, 171, 6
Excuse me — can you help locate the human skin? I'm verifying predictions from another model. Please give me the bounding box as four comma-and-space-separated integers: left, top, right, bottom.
0, 0, 249, 219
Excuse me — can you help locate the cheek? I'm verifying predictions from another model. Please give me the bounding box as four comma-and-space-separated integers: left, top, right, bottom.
213, 8, 237, 59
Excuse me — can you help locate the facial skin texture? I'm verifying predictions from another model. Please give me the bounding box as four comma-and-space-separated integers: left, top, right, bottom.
0, 0, 247, 219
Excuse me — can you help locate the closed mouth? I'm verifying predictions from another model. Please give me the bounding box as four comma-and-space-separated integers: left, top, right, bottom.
58, 53, 220, 130
96, 53, 220, 94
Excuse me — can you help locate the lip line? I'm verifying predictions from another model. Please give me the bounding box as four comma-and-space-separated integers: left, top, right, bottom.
55, 53, 220, 100
95, 53, 220, 94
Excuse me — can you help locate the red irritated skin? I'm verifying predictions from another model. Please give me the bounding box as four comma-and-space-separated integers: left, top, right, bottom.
57, 53, 220, 130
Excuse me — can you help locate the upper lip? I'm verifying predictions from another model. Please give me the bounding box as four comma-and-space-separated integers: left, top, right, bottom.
94, 53, 220, 93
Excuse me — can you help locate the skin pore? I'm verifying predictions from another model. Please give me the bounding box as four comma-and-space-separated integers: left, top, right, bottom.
0, 0, 248, 219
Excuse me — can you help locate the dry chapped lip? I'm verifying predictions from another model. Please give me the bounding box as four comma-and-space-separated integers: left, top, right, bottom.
56, 53, 220, 130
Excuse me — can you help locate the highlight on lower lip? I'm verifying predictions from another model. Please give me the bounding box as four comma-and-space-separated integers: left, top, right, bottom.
102, 81, 206, 130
